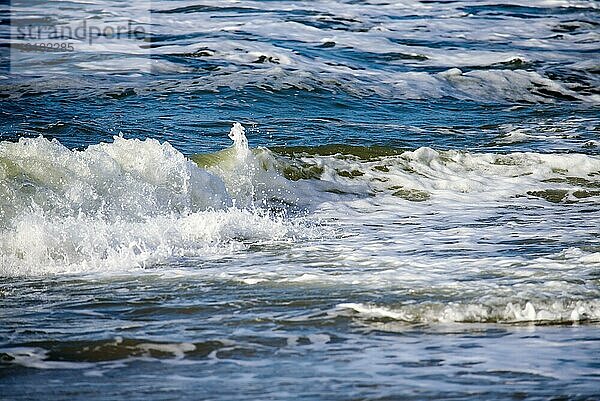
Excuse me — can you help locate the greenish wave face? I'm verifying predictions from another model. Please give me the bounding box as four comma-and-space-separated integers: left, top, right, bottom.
268, 144, 407, 160
190, 147, 240, 170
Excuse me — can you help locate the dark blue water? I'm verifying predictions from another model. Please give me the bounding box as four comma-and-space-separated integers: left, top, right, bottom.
2, 89, 598, 154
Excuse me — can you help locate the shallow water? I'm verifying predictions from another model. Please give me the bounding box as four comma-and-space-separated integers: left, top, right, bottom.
1, 1, 599, 400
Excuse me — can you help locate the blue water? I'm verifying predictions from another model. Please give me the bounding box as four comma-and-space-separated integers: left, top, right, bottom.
1, 1, 600, 400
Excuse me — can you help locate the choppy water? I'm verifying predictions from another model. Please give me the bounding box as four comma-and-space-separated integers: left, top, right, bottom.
1, 1, 599, 400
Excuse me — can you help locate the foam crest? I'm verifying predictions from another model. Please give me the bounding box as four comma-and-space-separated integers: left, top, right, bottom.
337, 299, 600, 325
0, 135, 229, 224
0, 128, 316, 276
284, 147, 600, 202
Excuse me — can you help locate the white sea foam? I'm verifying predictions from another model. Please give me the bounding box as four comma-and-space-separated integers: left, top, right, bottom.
290, 146, 600, 202
336, 299, 600, 324
138, 342, 196, 359
6, 0, 599, 102
0, 134, 229, 223
0, 126, 317, 276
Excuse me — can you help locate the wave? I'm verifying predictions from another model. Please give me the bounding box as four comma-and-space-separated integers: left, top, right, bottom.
5, 67, 597, 105
6, 0, 600, 104
2, 123, 600, 276
0, 125, 317, 276
267, 143, 600, 203
336, 299, 600, 325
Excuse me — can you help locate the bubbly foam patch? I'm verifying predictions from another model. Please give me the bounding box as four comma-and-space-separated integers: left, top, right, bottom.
279, 146, 600, 202
0, 135, 229, 224
0, 207, 308, 276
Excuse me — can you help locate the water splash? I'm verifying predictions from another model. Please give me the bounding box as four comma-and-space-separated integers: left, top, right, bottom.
228, 122, 250, 159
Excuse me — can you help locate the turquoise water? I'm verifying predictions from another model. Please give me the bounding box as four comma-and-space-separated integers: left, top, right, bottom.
1, 1, 599, 400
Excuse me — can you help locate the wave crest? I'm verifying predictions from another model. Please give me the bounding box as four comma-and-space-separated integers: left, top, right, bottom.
0, 131, 314, 276
337, 299, 600, 325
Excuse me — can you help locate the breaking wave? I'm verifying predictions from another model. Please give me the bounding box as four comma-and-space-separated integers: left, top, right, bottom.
0, 124, 316, 276
1, 123, 600, 276
337, 299, 600, 325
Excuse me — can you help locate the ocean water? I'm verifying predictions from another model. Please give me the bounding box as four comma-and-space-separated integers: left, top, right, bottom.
1, 1, 600, 400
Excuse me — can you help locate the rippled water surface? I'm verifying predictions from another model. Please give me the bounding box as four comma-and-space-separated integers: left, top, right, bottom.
1, 1, 599, 400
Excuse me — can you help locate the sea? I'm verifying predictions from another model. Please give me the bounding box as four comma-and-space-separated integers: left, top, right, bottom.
0, 0, 599, 400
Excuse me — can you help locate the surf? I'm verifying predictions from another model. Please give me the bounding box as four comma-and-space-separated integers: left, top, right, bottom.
2, 123, 600, 277
0, 124, 317, 276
